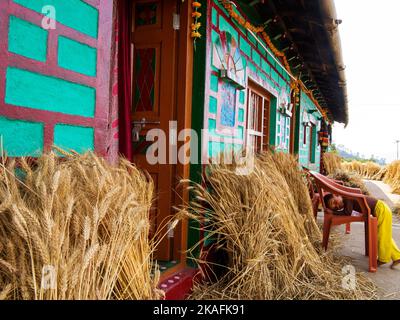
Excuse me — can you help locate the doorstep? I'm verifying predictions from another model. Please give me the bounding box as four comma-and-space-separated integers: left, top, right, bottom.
158, 267, 199, 300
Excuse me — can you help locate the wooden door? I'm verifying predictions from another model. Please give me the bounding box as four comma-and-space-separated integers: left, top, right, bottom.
132, 0, 177, 261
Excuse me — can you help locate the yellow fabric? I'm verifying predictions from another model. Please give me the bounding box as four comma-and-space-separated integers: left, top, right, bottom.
375, 200, 400, 263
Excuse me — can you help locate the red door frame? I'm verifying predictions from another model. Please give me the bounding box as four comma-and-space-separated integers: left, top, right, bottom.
130, 0, 195, 295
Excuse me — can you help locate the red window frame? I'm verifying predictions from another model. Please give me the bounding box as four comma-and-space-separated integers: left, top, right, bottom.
246, 81, 271, 153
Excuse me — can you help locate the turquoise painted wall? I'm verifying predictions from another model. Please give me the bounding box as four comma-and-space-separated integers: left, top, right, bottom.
1, 0, 99, 157
13, 0, 99, 38
205, 0, 323, 169
58, 36, 97, 76
298, 91, 322, 171
5, 67, 96, 118
206, 1, 293, 160
8, 16, 48, 62
0, 117, 44, 157
54, 124, 94, 153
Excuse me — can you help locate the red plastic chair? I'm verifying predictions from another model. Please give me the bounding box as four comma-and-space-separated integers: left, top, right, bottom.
309, 171, 378, 273
322, 176, 354, 233
303, 168, 351, 233
304, 171, 321, 219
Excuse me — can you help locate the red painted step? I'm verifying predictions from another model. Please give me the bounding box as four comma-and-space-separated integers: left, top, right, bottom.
159, 268, 199, 300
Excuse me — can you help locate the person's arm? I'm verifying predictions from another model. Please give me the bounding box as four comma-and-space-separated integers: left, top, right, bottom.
332, 199, 353, 216
342, 199, 354, 216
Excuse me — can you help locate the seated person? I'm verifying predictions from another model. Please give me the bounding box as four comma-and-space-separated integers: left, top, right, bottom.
324, 193, 400, 269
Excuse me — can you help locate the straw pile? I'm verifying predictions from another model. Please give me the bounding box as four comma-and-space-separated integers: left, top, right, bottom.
393, 203, 400, 217
269, 152, 320, 243
323, 152, 342, 175
371, 166, 387, 181
342, 161, 383, 180
0, 152, 162, 300
185, 151, 376, 300
328, 170, 369, 195
383, 161, 400, 194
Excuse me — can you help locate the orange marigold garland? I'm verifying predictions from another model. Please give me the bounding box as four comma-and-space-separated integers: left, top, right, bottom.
224, 3, 264, 34
191, 1, 202, 48
221, 1, 287, 67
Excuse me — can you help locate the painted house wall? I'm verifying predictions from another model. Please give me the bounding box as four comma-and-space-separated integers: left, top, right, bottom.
0, 0, 113, 158
298, 90, 322, 171
193, 0, 325, 253
204, 0, 323, 169
204, 0, 294, 162
1, 0, 324, 171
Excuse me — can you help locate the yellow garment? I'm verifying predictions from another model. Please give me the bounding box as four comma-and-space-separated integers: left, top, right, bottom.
375, 200, 400, 263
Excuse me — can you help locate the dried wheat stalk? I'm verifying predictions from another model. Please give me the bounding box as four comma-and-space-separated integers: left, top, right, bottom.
0, 151, 162, 300
183, 151, 376, 300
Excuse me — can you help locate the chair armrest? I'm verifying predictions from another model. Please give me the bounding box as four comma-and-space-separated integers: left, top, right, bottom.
324, 208, 335, 215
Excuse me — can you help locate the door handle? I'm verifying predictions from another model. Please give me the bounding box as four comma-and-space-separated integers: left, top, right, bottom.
132, 118, 161, 127
132, 118, 161, 142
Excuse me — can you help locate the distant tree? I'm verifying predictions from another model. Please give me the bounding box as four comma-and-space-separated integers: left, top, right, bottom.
329, 143, 338, 153
335, 145, 387, 164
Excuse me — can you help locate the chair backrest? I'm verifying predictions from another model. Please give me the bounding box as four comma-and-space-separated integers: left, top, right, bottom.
302, 168, 356, 197
303, 170, 316, 198
311, 171, 362, 194
309, 171, 371, 218
332, 179, 344, 186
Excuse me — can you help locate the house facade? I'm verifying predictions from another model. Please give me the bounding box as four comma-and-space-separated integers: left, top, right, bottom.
0, 0, 347, 299
201, 1, 326, 171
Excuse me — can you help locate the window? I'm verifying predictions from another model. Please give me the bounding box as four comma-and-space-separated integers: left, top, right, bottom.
309, 123, 316, 163
246, 82, 270, 153
303, 124, 308, 146
278, 114, 291, 151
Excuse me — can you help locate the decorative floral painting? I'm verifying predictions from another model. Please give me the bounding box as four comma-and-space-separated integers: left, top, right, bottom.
220, 81, 236, 127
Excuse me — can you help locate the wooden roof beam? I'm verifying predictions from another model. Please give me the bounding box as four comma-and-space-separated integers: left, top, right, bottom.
249, 0, 265, 7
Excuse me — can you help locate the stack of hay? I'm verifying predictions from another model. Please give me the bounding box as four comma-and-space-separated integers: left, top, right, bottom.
371, 166, 387, 181
323, 152, 343, 175
342, 161, 383, 180
383, 161, 400, 194
328, 170, 370, 195
0, 152, 162, 300
185, 151, 376, 300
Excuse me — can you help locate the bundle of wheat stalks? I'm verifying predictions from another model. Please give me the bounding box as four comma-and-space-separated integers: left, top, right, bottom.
328, 170, 369, 195
185, 152, 376, 300
342, 161, 384, 180
0, 152, 162, 300
371, 166, 387, 181
341, 160, 400, 195
383, 161, 400, 194
323, 152, 342, 175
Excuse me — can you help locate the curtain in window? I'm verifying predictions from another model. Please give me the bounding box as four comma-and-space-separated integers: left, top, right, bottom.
117, 0, 133, 161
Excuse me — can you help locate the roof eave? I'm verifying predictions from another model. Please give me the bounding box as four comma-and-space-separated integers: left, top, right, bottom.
318, 0, 349, 126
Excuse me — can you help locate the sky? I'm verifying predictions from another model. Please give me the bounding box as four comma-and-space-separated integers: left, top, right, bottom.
332, 0, 400, 163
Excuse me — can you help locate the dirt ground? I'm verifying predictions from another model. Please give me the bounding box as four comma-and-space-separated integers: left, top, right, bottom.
317, 180, 400, 300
